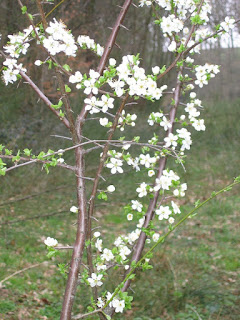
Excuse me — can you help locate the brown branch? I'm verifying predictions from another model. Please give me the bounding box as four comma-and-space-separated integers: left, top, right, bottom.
0, 155, 75, 172
36, 0, 48, 29
85, 94, 129, 305
20, 70, 70, 128
0, 48, 70, 128
75, 0, 133, 138
60, 146, 87, 320
55, 68, 78, 141
122, 66, 184, 294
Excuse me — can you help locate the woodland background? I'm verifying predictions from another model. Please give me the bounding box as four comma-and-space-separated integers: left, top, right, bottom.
0, 1, 240, 319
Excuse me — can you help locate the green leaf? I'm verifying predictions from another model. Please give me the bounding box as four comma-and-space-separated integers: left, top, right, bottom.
98, 191, 108, 201
28, 13, 33, 20
65, 84, 71, 93
23, 148, 32, 157
234, 176, 240, 183
59, 110, 65, 118
12, 151, 21, 163
160, 65, 166, 74
0, 145, 5, 153
21, 6, 27, 14
5, 149, 12, 156
63, 64, 72, 72
211, 191, 216, 197
0, 168, 6, 176
191, 14, 204, 25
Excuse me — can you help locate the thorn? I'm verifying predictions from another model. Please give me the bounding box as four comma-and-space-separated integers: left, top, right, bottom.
108, 27, 113, 30
115, 42, 121, 49
132, 3, 138, 8
116, 5, 123, 9
120, 24, 130, 31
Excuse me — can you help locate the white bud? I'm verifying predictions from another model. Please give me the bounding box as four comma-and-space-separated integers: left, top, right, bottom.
107, 185, 115, 193
93, 231, 101, 238
70, 206, 78, 213
109, 58, 116, 66
34, 60, 42, 66
152, 66, 160, 75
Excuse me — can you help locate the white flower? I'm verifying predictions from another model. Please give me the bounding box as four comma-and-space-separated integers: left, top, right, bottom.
57, 158, 64, 163
95, 238, 103, 252
97, 297, 104, 308
69, 71, 83, 84
34, 60, 42, 66
155, 206, 172, 220
190, 92, 197, 99
97, 95, 114, 113
171, 201, 181, 214
136, 182, 148, 197
131, 200, 143, 212
94, 231, 101, 238
119, 245, 131, 260
127, 213, 133, 221
152, 66, 160, 75
122, 143, 131, 150
44, 237, 58, 247
101, 248, 114, 261
164, 133, 178, 149
169, 217, 175, 224
148, 170, 155, 177
88, 273, 103, 287
168, 41, 177, 52
109, 58, 116, 66
152, 233, 160, 242
99, 118, 109, 126
192, 119, 206, 131
221, 16, 235, 32
96, 262, 107, 271
160, 116, 172, 131
70, 206, 78, 213
112, 299, 125, 313
114, 237, 124, 247
107, 185, 115, 192
84, 79, 98, 95
139, 154, 156, 168
106, 158, 123, 174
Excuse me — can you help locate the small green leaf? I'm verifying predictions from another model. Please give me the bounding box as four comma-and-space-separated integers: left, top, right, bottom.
98, 191, 108, 201
63, 64, 72, 72
65, 84, 71, 93
23, 148, 31, 157
28, 13, 33, 20
21, 6, 27, 14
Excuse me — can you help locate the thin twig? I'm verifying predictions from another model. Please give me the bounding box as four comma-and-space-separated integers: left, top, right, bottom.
0, 262, 48, 288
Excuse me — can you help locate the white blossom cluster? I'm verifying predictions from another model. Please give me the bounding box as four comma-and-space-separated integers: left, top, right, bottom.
1, 26, 34, 85
195, 63, 220, 88
109, 55, 168, 99
42, 20, 104, 57
43, 19, 77, 56
77, 35, 104, 56
97, 292, 125, 313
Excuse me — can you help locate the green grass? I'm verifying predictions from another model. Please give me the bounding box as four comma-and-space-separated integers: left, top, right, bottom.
0, 96, 240, 319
